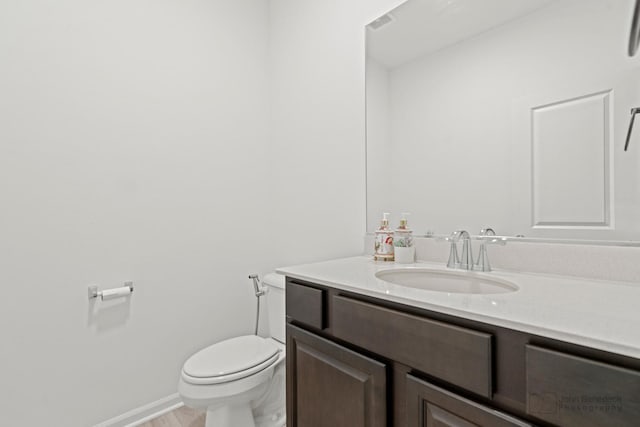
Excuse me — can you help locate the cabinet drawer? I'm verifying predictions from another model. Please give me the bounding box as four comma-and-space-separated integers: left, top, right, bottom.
332, 295, 493, 398
286, 281, 325, 329
525, 345, 640, 427
407, 374, 532, 427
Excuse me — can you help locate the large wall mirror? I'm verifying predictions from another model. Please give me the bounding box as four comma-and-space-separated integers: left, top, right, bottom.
366, 0, 640, 242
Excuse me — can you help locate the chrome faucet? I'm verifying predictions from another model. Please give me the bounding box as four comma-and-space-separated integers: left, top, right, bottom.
446, 231, 460, 268
446, 230, 473, 270
475, 228, 496, 272
475, 227, 508, 272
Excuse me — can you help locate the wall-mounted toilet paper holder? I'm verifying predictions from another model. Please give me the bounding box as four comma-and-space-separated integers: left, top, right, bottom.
88, 281, 134, 300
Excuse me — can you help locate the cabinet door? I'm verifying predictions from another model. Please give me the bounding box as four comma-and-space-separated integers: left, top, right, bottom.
525, 345, 640, 427
407, 375, 533, 427
286, 324, 387, 427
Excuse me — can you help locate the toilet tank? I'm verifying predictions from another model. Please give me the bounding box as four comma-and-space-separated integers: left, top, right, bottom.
263, 273, 286, 343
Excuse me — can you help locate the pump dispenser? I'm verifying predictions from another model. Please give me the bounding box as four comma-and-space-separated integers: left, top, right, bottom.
394, 212, 415, 264
374, 212, 394, 261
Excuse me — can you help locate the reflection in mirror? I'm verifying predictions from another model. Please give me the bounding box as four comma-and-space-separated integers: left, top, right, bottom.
366, 0, 640, 242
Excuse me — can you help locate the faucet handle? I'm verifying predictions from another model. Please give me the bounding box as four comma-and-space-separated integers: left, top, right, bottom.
479, 227, 495, 237
447, 230, 473, 269
459, 234, 474, 270
485, 236, 507, 246
446, 231, 461, 268
449, 229, 467, 242
477, 228, 506, 245
475, 228, 505, 271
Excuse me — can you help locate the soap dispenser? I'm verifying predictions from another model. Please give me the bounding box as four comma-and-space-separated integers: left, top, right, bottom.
374, 212, 394, 261
394, 212, 415, 264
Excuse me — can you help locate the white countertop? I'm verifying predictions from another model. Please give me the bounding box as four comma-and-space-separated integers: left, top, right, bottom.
276, 256, 640, 359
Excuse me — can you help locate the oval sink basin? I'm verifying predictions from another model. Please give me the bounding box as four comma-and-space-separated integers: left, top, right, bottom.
375, 268, 518, 294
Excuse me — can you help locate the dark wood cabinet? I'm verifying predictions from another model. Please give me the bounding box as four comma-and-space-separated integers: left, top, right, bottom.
406, 374, 532, 427
286, 282, 326, 330
286, 323, 387, 427
332, 295, 493, 398
285, 277, 640, 427
525, 345, 640, 427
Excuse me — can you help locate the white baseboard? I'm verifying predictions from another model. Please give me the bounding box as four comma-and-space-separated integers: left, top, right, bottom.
93, 393, 183, 427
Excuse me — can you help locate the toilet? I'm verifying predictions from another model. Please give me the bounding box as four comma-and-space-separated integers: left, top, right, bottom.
178, 273, 286, 427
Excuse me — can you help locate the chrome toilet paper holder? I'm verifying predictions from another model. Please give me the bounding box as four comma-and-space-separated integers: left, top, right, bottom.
88, 281, 134, 300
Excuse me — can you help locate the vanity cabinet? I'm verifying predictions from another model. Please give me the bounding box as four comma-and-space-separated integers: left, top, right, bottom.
285, 278, 640, 427
286, 323, 387, 427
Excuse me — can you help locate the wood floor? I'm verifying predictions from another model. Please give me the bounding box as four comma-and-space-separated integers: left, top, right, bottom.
137, 405, 205, 427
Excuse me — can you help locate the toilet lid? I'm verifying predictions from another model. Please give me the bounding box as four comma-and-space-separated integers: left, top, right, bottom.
183, 335, 279, 381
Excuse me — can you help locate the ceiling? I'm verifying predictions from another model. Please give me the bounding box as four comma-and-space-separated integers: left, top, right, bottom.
367, 0, 558, 68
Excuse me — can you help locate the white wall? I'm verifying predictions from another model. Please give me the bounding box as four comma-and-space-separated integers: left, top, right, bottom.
0, 1, 272, 425
0, 0, 411, 424
268, 0, 405, 265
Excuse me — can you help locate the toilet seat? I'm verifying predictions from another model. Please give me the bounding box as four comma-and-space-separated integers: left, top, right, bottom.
182, 335, 280, 385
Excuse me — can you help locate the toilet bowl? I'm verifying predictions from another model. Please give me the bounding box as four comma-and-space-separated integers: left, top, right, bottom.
178, 273, 286, 427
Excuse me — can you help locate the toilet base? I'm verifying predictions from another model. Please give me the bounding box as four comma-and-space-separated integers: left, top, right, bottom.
179, 340, 286, 427
205, 403, 255, 427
